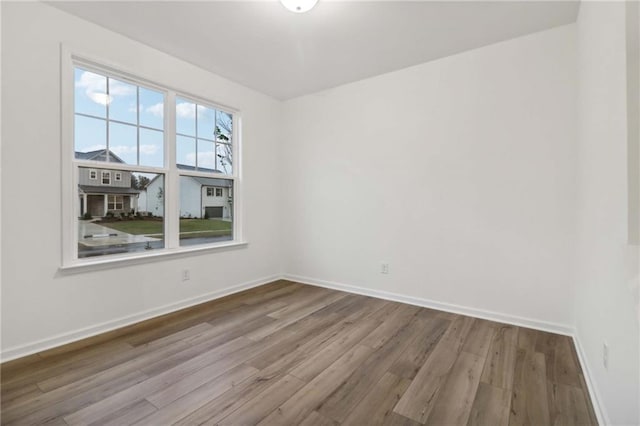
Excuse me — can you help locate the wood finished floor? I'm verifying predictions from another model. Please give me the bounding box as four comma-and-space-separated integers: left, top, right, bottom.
1, 280, 597, 426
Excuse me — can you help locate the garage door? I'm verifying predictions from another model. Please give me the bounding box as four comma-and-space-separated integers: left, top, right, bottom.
205, 206, 223, 218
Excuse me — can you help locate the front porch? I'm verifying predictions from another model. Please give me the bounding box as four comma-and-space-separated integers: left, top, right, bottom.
78, 186, 140, 218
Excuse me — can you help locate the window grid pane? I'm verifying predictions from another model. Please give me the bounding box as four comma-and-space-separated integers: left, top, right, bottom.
74, 67, 165, 167
74, 68, 107, 118
139, 87, 164, 130
176, 98, 233, 174
78, 167, 165, 259
179, 176, 233, 247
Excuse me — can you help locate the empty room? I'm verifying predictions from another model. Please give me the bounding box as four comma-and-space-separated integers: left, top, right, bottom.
1, 0, 639, 425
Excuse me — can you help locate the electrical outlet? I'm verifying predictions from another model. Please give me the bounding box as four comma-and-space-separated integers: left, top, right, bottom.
381, 263, 389, 274
182, 269, 190, 281
603, 342, 609, 370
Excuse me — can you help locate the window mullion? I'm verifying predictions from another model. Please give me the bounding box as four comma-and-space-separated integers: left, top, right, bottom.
106, 77, 110, 163
165, 91, 180, 249
195, 105, 199, 170
136, 86, 140, 166
214, 109, 218, 171
232, 116, 242, 242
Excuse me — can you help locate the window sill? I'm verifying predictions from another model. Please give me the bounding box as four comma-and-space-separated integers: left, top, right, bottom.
58, 241, 248, 274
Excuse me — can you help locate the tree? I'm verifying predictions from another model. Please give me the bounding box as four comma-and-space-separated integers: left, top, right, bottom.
138, 176, 151, 189
131, 174, 151, 190
214, 111, 233, 174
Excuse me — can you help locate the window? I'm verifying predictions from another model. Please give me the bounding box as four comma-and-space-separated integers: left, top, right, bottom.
176, 97, 235, 246
206, 187, 223, 197
78, 167, 164, 258
107, 195, 124, 210
176, 98, 233, 174
64, 57, 240, 266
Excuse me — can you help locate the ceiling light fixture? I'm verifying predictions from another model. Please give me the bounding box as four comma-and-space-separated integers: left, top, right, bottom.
280, 0, 318, 13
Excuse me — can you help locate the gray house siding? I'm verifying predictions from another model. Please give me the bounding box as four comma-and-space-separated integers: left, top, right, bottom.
79, 168, 131, 188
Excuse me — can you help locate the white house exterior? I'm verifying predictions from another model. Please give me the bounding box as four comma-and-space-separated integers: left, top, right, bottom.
142, 175, 232, 219
143, 175, 165, 217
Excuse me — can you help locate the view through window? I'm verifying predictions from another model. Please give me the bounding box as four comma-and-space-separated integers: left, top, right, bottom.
72, 65, 236, 261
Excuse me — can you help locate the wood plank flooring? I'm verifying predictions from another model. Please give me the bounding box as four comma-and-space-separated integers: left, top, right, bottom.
0, 280, 597, 425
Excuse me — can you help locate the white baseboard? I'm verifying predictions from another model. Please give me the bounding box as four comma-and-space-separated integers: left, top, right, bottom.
0, 274, 281, 363
572, 334, 609, 426
284, 273, 574, 335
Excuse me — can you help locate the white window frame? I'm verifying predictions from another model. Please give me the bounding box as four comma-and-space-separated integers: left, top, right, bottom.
115, 172, 122, 182
89, 169, 97, 180
60, 47, 245, 270
216, 187, 223, 197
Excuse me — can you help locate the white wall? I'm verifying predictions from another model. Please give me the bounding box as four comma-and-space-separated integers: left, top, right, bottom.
0, 2, 283, 357
575, 2, 640, 424
281, 24, 578, 330
627, 1, 640, 246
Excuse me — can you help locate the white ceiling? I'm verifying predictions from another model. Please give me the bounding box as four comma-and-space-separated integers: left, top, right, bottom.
50, 1, 580, 100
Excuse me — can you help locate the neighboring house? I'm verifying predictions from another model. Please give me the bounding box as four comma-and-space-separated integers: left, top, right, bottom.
142, 165, 232, 219
76, 150, 140, 217
141, 174, 165, 217
181, 176, 233, 219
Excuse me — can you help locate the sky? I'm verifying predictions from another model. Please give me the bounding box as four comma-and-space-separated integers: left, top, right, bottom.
74, 67, 233, 174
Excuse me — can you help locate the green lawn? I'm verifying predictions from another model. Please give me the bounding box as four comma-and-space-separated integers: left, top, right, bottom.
99, 218, 232, 239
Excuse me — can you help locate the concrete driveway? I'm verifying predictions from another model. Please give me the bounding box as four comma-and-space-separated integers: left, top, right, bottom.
78, 221, 160, 247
